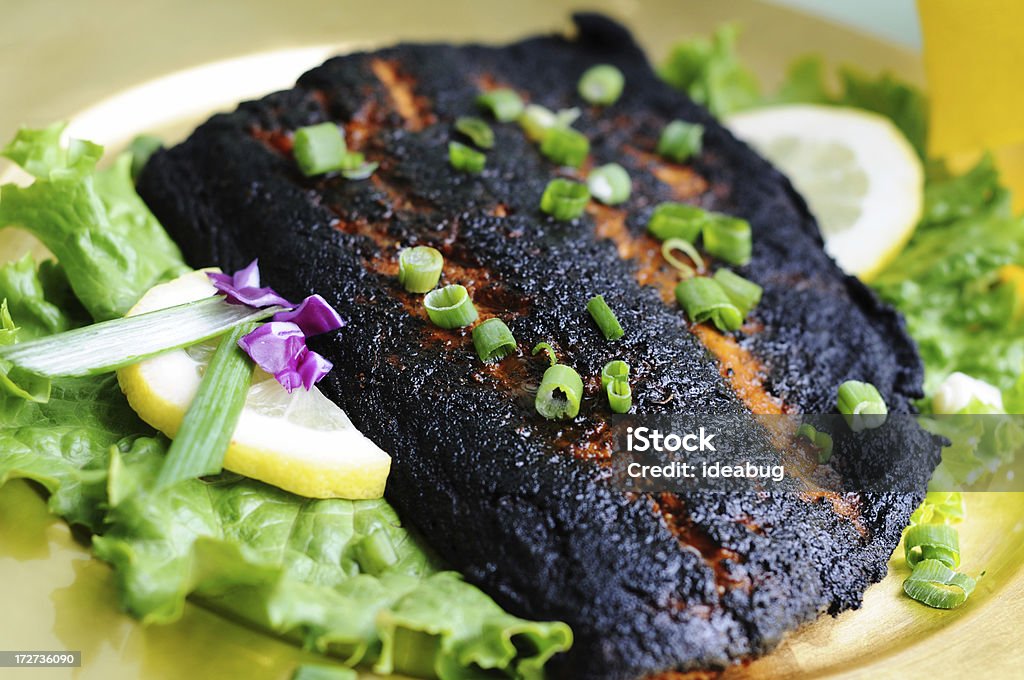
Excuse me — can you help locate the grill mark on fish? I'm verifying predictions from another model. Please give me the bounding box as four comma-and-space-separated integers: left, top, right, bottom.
138, 14, 941, 678
370, 58, 436, 131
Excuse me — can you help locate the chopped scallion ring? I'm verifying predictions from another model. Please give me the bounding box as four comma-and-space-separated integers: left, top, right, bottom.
601, 360, 630, 389
607, 376, 632, 413
578, 64, 625, 105
587, 163, 631, 205
662, 238, 705, 274
587, 295, 624, 341
341, 159, 378, 180
532, 341, 557, 367
903, 559, 976, 609
449, 141, 486, 173
675, 277, 743, 332
540, 127, 590, 168
703, 215, 752, 265
535, 363, 584, 420
904, 523, 961, 569
476, 88, 524, 122
454, 116, 495, 149
424, 284, 478, 329
539, 178, 590, 221
647, 203, 708, 242
657, 120, 704, 163
713, 269, 762, 317
837, 380, 888, 431
398, 246, 444, 293
796, 423, 834, 464
293, 122, 348, 176
519, 105, 580, 142
472, 318, 517, 363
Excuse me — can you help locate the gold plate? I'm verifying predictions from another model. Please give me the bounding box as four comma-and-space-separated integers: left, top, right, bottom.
0, 1, 1020, 678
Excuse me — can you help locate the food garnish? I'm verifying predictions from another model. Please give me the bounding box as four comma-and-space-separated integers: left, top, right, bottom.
476, 88, 524, 122
539, 126, 590, 167
398, 245, 445, 293
657, 119, 704, 162
586, 294, 625, 341
423, 284, 478, 328
472, 318, 517, 362
837, 380, 888, 431
578, 63, 625, 105
587, 162, 631, 205
448, 140, 486, 173
539, 178, 590, 220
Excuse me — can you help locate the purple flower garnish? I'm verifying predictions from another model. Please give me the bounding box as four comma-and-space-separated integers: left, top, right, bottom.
208, 260, 294, 309
213, 260, 344, 393
272, 294, 346, 336
237, 322, 333, 393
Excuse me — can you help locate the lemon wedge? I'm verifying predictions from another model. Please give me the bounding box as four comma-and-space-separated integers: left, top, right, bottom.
117, 269, 391, 499
727, 104, 923, 280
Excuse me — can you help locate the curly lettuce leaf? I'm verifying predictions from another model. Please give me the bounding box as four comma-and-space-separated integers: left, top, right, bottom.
0, 123, 188, 321
0, 243, 571, 678
874, 157, 1024, 395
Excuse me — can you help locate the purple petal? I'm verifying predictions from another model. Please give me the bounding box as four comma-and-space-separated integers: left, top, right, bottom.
295, 349, 333, 389
272, 294, 346, 337
207, 260, 293, 309
232, 260, 262, 289
238, 322, 306, 375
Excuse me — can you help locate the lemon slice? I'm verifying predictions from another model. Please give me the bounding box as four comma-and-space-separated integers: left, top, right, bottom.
726, 104, 923, 280
117, 269, 391, 499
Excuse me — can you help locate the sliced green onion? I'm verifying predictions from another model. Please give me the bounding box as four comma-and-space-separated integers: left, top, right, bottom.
476, 88, 524, 122
601, 360, 629, 389
601, 360, 633, 414
293, 122, 347, 176
532, 341, 557, 367
911, 491, 966, 526
662, 238, 704, 275
398, 246, 444, 293
587, 163, 631, 205
647, 203, 708, 242
675, 277, 742, 332
903, 559, 976, 609
155, 323, 256, 489
0, 297, 282, 378
291, 664, 357, 680
472, 318, 517, 362
586, 295, 624, 341
713, 269, 762, 317
703, 215, 752, 266
518, 105, 580, 142
540, 178, 590, 221
454, 116, 494, 149
837, 380, 888, 431
578, 64, 625, 105
424, 284, 478, 329
796, 423, 834, 464
354, 529, 399, 576
535, 363, 584, 420
128, 134, 163, 181
449, 141, 486, 174
540, 127, 590, 168
607, 376, 632, 413
657, 120, 704, 163
904, 523, 961, 569
336, 151, 378, 180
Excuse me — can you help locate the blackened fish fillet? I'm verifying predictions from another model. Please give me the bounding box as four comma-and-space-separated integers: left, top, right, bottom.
138, 14, 941, 679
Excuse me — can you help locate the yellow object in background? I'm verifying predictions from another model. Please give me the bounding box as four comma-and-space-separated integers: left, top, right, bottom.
919, 0, 1024, 210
